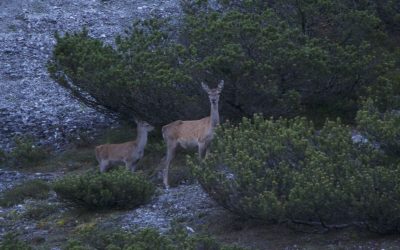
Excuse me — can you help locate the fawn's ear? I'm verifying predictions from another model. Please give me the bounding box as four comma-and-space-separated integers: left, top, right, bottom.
201, 82, 210, 92
217, 80, 224, 92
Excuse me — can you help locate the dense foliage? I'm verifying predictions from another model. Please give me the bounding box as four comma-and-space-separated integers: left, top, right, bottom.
0, 234, 32, 250
355, 90, 400, 233
48, 22, 203, 127
181, 5, 393, 121
48, 0, 399, 125
53, 169, 155, 210
192, 114, 400, 233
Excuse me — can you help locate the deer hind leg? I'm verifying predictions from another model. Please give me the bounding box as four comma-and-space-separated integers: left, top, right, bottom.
163, 141, 177, 189
130, 163, 137, 173
99, 160, 109, 173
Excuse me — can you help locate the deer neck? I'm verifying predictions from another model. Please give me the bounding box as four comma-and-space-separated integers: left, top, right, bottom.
135, 128, 148, 151
210, 102, 220, 128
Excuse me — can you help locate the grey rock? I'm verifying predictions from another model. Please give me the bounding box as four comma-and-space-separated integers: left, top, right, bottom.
0, 0, 182, 152
120, 184, 221, 232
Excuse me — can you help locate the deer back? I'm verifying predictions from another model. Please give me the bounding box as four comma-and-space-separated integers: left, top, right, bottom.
162, 117, 212, 145
95, 141, 137, 161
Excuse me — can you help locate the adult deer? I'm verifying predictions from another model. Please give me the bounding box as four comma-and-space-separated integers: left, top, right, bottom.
95, 120, 154, 173
162, 80, 224, 188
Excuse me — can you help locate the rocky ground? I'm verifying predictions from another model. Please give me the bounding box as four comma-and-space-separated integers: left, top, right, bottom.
120, 184, 220, 233
0, 0, 181, 152
0, 183, 223, 248
0, 169, 57, 193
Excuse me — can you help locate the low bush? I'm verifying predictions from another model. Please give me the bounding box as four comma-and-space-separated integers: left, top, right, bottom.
66, 228, 173, 250
192, 114, 400, 233
0, 180, 50, 207
356, 165, 400, 234
0, 233, 32, 250
65, 226, 243, 250
22, 201, 60, 220
53, 168, 155, 210
357, 98, 400, 160
7, 136, 49, 168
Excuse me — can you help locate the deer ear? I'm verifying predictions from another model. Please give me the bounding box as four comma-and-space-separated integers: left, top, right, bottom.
217, 80, 224, 91
201, 82, 210, 92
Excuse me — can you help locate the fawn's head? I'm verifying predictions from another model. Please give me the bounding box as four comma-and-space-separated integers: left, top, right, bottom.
135, 120, 155, 132
201, 80, 224, 105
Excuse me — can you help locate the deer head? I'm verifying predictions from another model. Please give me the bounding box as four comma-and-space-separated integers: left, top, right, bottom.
201, 80, 224, 106
135, 119, 155, 132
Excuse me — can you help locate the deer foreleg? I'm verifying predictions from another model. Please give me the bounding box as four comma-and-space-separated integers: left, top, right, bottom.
99, 160, 109, 173
128, 160, 138, 173
198, 142, 207, 159
199, 138, 212, 159
163, 142, 177, 189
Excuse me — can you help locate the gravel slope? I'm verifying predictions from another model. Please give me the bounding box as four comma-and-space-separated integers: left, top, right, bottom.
0, 0, 181, 151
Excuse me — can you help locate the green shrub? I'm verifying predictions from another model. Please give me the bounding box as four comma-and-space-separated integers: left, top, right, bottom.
22, 201, 60, 220
355, 96, 400, 233
6, 136, 49, 168
85, 228, 174, 250
53, 168, 155, 210
48, 22, 202, 127
355, 165, 400, 234
0, 180, 50, 207
192, 114, 400, 233
357, 98, 400, 159
284, 120, 377, 225
0, 233, 31, 250
65, 226, 243, 250
192, 115, 314, 222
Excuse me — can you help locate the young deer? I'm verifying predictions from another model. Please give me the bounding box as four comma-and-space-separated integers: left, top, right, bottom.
95, 120, 154, 173
161, 80, 224, 188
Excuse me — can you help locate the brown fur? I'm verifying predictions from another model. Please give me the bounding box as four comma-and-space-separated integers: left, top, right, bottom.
95, 141, 138, 164
162, 117, 212, 149
95, 121, 154, 173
